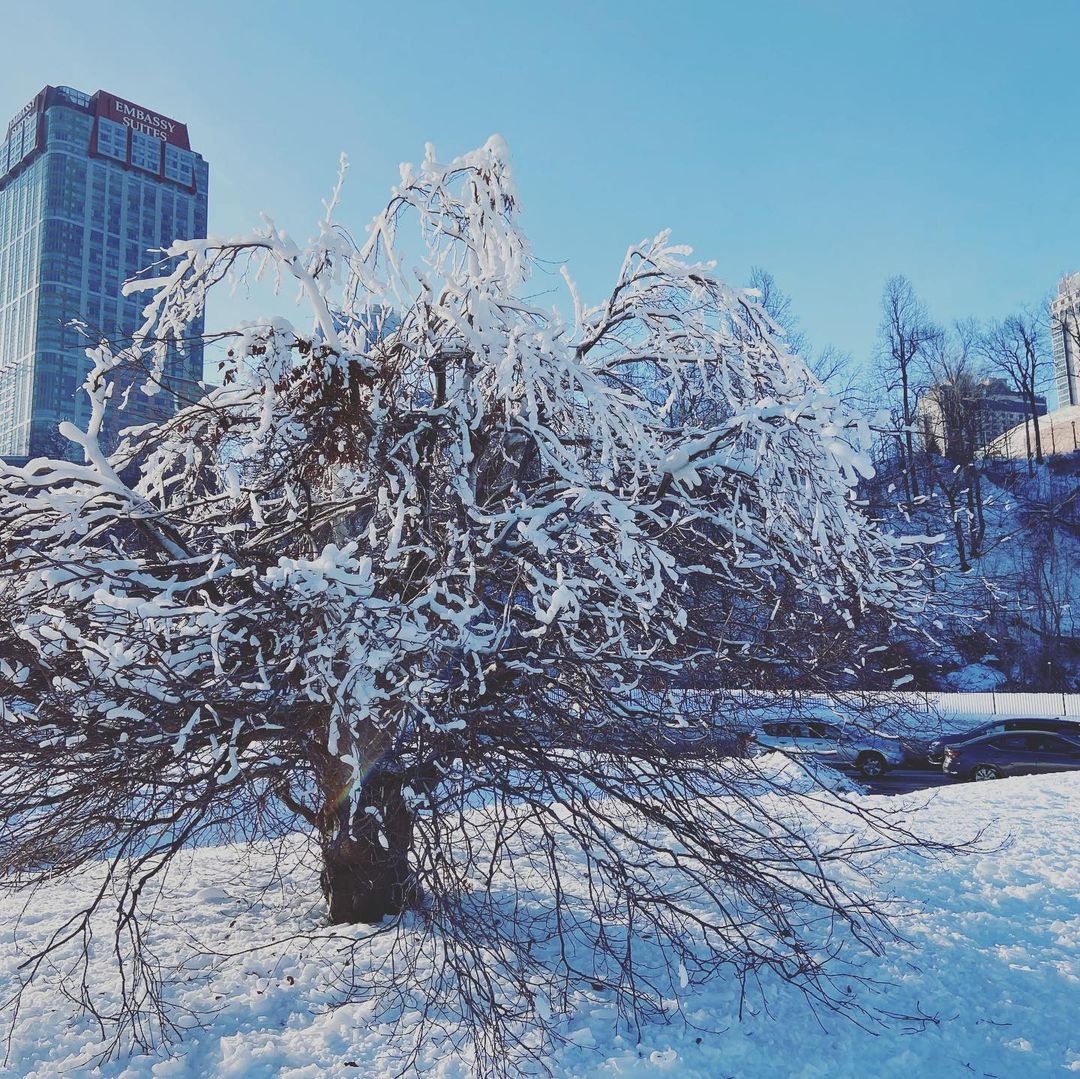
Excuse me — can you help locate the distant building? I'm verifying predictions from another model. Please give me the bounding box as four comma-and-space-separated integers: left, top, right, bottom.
918, 377, 1047, 458
0, 85, 208, 460
974, 378, 1048, 451
1051, 272, 1080, 410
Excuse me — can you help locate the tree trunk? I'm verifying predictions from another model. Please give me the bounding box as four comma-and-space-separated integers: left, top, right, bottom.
968, 466, 986, 557
901, 363, 919, 500
905, 427, 920, 499
965, 479, 978, 559
897, 433, 913, 504
1028, 387, 1044, 464
902, 404, 920, 500
952, 514, 969, 572
320, 771, 418, 924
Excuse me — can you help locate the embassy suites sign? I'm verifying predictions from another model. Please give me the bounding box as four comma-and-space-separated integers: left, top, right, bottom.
4, 88, 48, 141
5, 88, 193, 149
5, 96, 39, 139
96, 92, 191, 150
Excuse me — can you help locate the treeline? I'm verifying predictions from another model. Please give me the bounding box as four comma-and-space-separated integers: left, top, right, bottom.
754, 268, 1080, 692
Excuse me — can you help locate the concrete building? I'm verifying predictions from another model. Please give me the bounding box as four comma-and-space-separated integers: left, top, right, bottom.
919, 377, 1047, 459
0, 85, 208, 460
974, 378, 1047, 451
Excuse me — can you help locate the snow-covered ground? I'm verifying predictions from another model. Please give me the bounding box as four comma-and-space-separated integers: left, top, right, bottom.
2, 773, 1079, 1078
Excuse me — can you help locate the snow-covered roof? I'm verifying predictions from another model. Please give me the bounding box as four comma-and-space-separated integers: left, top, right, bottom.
985, 403, 1080, 459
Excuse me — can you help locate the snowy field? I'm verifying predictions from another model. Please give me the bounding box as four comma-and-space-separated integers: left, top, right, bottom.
1, 771, 1079, 1078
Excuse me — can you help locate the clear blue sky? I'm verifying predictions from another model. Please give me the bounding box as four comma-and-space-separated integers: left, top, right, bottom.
3, 0, 1079, 391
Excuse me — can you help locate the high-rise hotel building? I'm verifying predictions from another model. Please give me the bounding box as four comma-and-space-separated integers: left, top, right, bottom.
0, 85, 208, 459
1052, 272, 1080, 411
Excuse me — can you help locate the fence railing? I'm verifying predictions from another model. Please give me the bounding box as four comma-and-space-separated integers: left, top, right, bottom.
717, 691, 1080, 734
902, 691, 1079, 717
721, 689, 1080, 725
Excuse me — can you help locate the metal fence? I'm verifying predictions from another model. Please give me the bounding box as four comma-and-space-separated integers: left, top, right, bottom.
924, 691, 1080, 717
724, 689, 1080, 721
780, 691, 1080, 719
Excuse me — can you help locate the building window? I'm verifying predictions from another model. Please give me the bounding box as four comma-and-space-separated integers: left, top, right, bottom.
55, 86, 91, 109
6, 129, 21, 164
96, 118, 128, 162
130, 130, 162, 174
163, 144, 194, 187
18, 116, 37, 158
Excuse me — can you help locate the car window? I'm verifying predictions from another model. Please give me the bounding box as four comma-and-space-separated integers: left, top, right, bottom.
788, 724, 805, 738
1029, 734, 1077, 753
989, 734, 1030, 751
808, 723, 838, 739
1001, 718, 1080, 733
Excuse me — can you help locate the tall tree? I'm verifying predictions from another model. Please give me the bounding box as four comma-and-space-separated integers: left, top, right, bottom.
749, 266, 853, 390
979, 310, 1047, 471
921, 322, 989, 570
0, 140, 936, 1071
877, 275, 941, 502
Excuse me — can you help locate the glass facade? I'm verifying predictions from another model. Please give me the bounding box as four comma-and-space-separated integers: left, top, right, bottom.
0, 85, 208, 459
1052, 273, 1080, 411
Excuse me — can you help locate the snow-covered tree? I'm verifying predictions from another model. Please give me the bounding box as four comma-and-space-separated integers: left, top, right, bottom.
0, 138, 940, 1070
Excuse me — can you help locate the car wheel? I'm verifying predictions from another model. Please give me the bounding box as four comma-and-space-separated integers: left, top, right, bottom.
857, 752, 886, 778
971, 764, 999, 782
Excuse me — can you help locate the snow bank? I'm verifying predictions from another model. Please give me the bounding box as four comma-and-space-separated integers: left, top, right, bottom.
746, 750, 865, 795
2, 774, 1080, 1077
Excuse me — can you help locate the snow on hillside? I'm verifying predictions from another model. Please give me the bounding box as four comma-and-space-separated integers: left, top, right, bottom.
2, 773, 1080, 1078
973, 470, 1080, 640
883, 465, 1080, 683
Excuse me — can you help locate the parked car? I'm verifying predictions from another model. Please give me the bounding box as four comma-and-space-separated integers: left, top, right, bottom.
943, 729, 1080, 781
928, 717, 1080, 764
750, 719, 905, 777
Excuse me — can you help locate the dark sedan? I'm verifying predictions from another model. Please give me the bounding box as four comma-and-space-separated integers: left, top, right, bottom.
928, 717, 1080, 764
943, 730, 1080, 782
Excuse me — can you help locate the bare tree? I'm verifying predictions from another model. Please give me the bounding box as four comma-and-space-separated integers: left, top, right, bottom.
749, 266, 808, 356
979, 310, 1047, 472
0, 140, 944, 1074
919, 322, 992, 569
876, 276, 941, 503
749, 266, 854, 392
